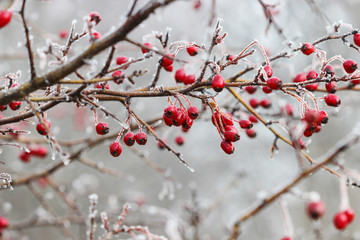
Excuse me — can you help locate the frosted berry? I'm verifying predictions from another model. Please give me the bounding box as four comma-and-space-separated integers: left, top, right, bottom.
173, 108, 186, 126
224, 127, 240, 142
333, 211, 348, 230
264, 65, 273, 78
161, 53, 174, 67
343, 59, 358, 74
89, 12, 101, 25
301, 43, 315, 55
175, 136, 185, 145
163, 114, 173, 126
109, 141, 122, 157
9, 101, 21, 111
0, 10, 12, 28
164, 105, 177, 118
245, 86, 257, 94
187, 106, 199, 120
266, 77, 282, 90
304, 109, 320, 123
220, 140, 234, 154
59, 29, 68, 39
248, 114, 258, 123
239, 119, 253, 129
305, 83, 319, 91
293, 73, 306, 83
164, 64, 173, 72
324, 94, 341, 107
116, 56, 128, 65
184, 74, 196, 85
324, 64, 335, 77
354, 33, 360, 47
212, 74, 225, 92
112, 71, 124, 84
92, 31, 102, 40
19, 152, 31, 163
262, 86, 272, 94
306, 70, 318, 80
318, 110, 328, 124
182, 115, 193, 130
186, 46, 198, 56
325, 81, 337, 93
221, 112, 234, 125
249, 98, 259, 108
0, 216, 8, 229
344, 208, 355, 224
123, 132, 136, 146
141, 42, 153, 53
226, 54, 236, 61
175, 68, 186, 83
306, 200, 326, 220
135, 132, 147, 145
260, 99, 272, 108
96, 122, 109, 135
30, 146, 48, 158
246, 128, 256, 138
36, 120, 50, 136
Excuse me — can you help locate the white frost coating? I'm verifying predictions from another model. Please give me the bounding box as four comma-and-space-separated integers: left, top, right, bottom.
165, 218, 182, 240
89, 193, 98, 203
256, 190, 268, 200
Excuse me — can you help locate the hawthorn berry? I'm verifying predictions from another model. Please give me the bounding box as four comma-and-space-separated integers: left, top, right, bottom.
141, 42, 153, 53
157, 140, 166, 149
36, 120, 51, 136
293, 73, 306, 83
91, 31, 102, 40
266, 77, 282, 90
30, 146, 48, 158
226, 54, 236, 61
239, 119, 253, 129
325, 81, 337, 93
19, 151, 31, 163
175, 136, 185, 145
220, 140, 234, 154
163, 113, 173, 126
333, 211, 349, 230
0, 216, 8, 229
263, 65, 273, 78
221, 112, 234, 125
187, 106, 199, 120
164, 64, 173, 72
248, 114, 258, 123
135, 132, 147, 145
182, 115, 193, 130
249, 98, 259, 108
184, 74, 196, 85
245, 86, 257, 94
109, 141, 122, 157
224, 126, 240, 142
186, 46, 198, 56
301, 43, 315, 55
304, 109, 320, 123
305, 83, 319, 91
262, 86, 272, 94
0, 105, 7, 111
175, 68, 186, 83
9, 101, 21, 111
318, 110, 328, 124
89, 12, 101, 25
324, 64, 335, 77
306, 200, 326, 220
306, 70, 318, 80
281, 237, 292, 240
354, 33, 360, 47
173, 108, 186, 126
344, 208, 355, 224
59, 29, 68, 39
246, 128, 256, 138
96, 122, 109, 135
212, 74, 225, 92
112, 70, 124, 84
303, 127, 313, 138
0, 10, 12, 28
260, 99, 272, 108
343, 59, 358, 74
116, 56, 128, 65
123, 132, 136, 146
324, 94, 341, 107
161, 53, 174, 67
164, 105, 177, 118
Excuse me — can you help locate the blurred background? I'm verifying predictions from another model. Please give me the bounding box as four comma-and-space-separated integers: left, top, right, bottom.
1, 0, 360, 239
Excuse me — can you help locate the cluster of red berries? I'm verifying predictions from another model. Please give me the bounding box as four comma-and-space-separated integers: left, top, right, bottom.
19, 146, 48, 163
109, 131, 148, 157
0, 84, 22, 111
302, 109, 328, 138
174, 68, 196, 85
333, 208, 355, 230
163, 105, 199, 130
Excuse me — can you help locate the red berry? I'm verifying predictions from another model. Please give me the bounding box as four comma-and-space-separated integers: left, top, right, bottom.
163, 113, 173, 126
303, 127, 314, 138
182, 115, 193, 130
260, 99, 272, 108
141, 42, 153, 54
112, 71, 124, 84
30, 146, 48, 158
301, 43, 315, 55
96, 122, 109, 135
325, 81, 337, 93
161, 53, 174, 67
239, 119, 253, 129
306, 70, 318, 80
244, 86, 257, 94
164, 64, 173, 72
95, 82, 109, 89
354, 33, 360, 47
173, 108, 186, 126
224, 127, 240, 142
0, 216, 8, 228
186, 46, 198, 56
333, 211, 349, 230
0, 10, 12, 28
246, 128, 256, 138
344, 208, 355, 224
9, 101, 21, 111
184, 74, 196, 85
305, 83, 319, 91
304, 109, 320, 123
59, 29, 68, 39
306, 200, 326, 220
0, 105, 7, 111
89, 12, 101, 24
248, 114, 258, 123
220, 140, 234, 154
116, 56, 128, 65
36, 120, 50, 136
109, 141, 122, 157
262, 86, 272, 94
281, 237, 292, 240
175, 68, 186, 83
164, 105, 177, 118
157, 140, 167, 149
187, 106, 199, 120
264, 65, 273, 78
221, 112, 234, 125
324, 94, 341, 107
212, 74, 225, 92
92, 31, 102, 40
343, 59, 358, 74
211, 112, 222, 127
135, 132, 147, 145
324, 65, 335, 77
175, 136, 185, 145
266, 77, 282, 90
293, 73, 306, 83
19, 151, 31, 163
123, 132, 136, 146
318, 110, 328, 124
226, 54, 236, 61
249, 98, 259, 108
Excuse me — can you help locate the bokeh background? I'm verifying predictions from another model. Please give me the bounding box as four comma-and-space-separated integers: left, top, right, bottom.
2, 0, 360, 239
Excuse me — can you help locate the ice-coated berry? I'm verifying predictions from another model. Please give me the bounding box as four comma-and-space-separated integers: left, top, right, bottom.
187, 106, 199, 120
123, 132, 136, 146
343, 59, 358, 74
306, 200, 326, 220
36, 120, 51, 136
301, 43, 315, 55
175, 68, 186, 83
186, 46, 198, 56
109, 141, 122, 157
266, 77, 282, 90
96, 122, 109, 135
220, 139, 234, 154
135, 132, 147, 145
324, 94, 341, 107
212, 74, 225, 92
